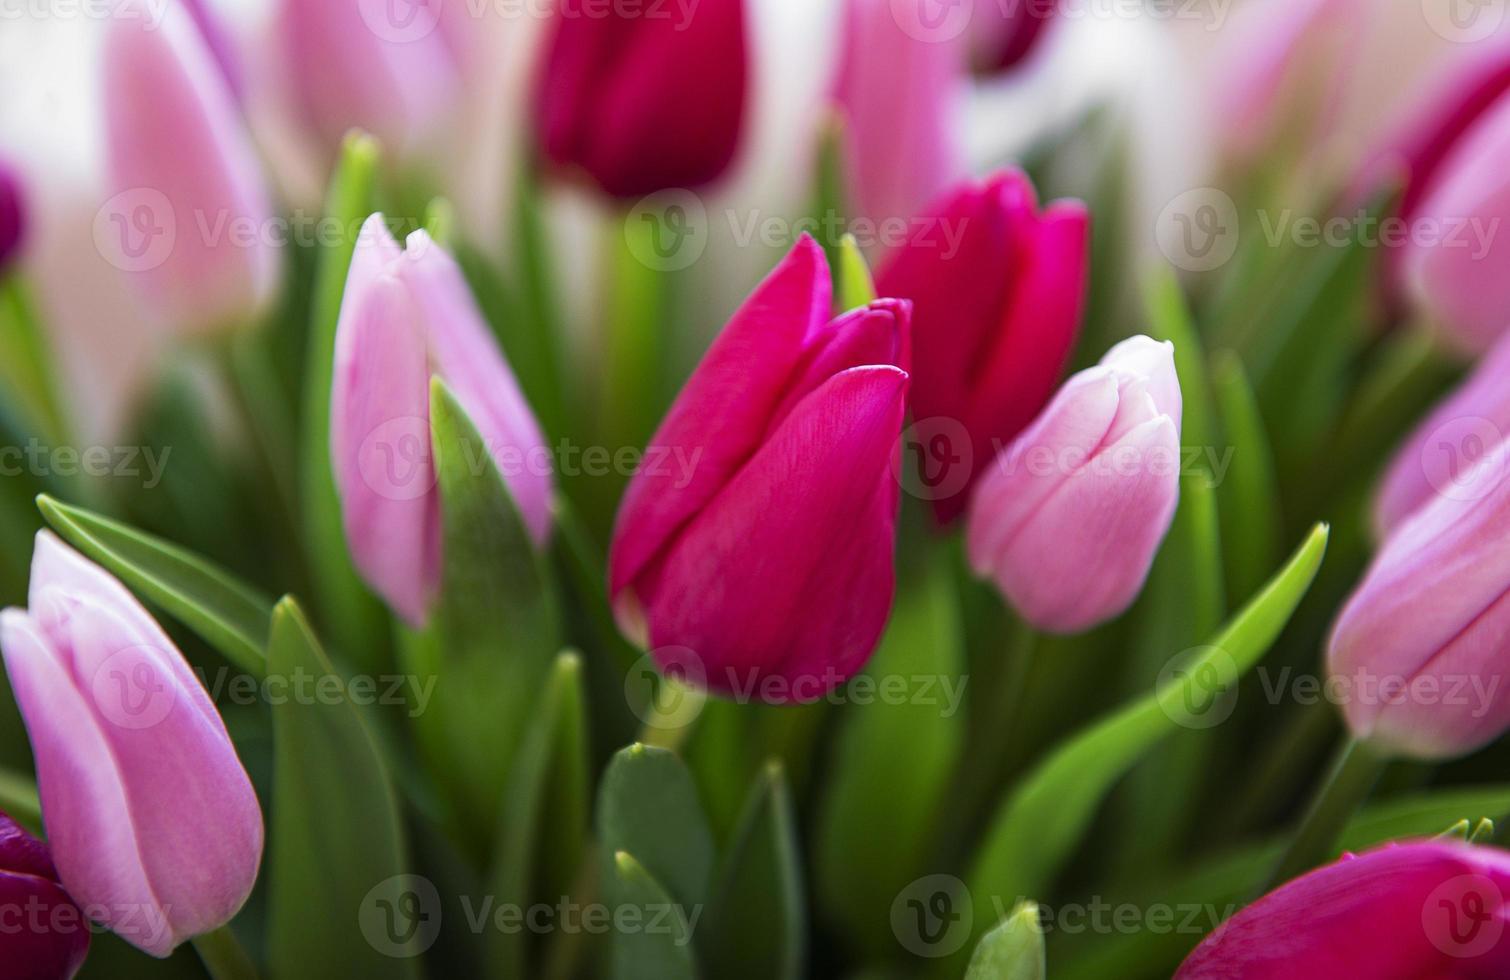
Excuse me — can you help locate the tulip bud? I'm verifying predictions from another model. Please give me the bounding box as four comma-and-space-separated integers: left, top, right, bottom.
608, 236, 910, 700
534, 0, 748, 198
0, 809, 90, 979
967, 336, 1181, 634
0, 161, 24, 276
180, 0, 243, 100
101, 1, 279, 335
0, 533, 263, 957
1177, 841, 1510, 977
274, 0, 459, 163
331, 214, 553, 627
971, 0, 1056, 75
876, 170, 1089, 521
1331, 434, 1510, 759
1373, 328, 1510, 537
834, 0, 967, 225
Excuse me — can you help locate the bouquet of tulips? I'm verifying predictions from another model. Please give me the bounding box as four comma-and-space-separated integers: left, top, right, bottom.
8, 0, 1510, 978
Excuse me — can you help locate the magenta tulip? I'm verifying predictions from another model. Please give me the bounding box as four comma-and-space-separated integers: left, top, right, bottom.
876, 170, 1089, 521
331, 214, 553, 627
0, 810, 90, 979
0, 161, 23, 275
535, 0, 748, 198
608, 236, 909, 700
274, 0, 459, 163
967, 336, 1181, 633
972, 0, 1057, 74
1177, 841, 1510, 978
102, 1, 279, 335
1374, 328, 1510, 537
0, 533, 263, 957
1331, 434, 1510, 759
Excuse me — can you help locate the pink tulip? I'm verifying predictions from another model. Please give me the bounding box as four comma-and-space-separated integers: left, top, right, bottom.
331, 214, 553, 627
972, 0, 1056, 75
608, 236, 910, 700
0, 809, 90, 979
102, 0, 279, 335
180, 0, 243, 100
0, 160, 23, 274
967, 336, 1181, 633
1331, 434, 1510, 759
0, 533, 263, 957
833, 0, 967, 225
1177, 841, 1510, 978
876, 170, 1089, 521
535, 0, 748, 198
1373, 328, 1510, 537
274, 0, 460, 162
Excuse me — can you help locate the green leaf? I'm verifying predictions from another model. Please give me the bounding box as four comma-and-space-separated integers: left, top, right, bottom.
817, 554, 964, 951
486, 652, 590, 980
410, 380, 561, 851
966, 902, 1045, 980
956, 524, 1330, 976
1143, 267, 1215, 459
811, 111, 852, 282
508, 158, 567, 441
1211, 351, 1282, 604
598, 744, 714, 912
701, 763, 806, 980
608, 851, 697, 980
266, 598, 421, 979
299, 130, 389, 671
37, 495, 272, 675
835, 234, 878, 312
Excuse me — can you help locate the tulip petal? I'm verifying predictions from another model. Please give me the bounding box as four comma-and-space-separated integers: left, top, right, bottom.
769, 298, 910, 431
637, 365, 908, 697
610, 236, 831, 605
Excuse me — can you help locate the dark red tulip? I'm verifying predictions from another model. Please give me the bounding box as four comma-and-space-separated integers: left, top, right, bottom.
0, 810, 89, 979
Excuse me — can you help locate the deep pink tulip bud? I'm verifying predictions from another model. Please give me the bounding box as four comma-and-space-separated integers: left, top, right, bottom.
972, 0, 1056, 75
875, 170, 1089, 521
275, 0, 459, 162
1177, 841, 1510, 978
331, 214, 553, 627
0, 810, 90, 979
834, 0, 967, 225
1374, 328, 1510, 537
534, 0, 748, 199
967, 336, 1181, 634
0, 533, 263, 957
1331, 434, 1510, 759
102, 1, 279, 335
0, 161, 24, 275
608, 236, 910, 700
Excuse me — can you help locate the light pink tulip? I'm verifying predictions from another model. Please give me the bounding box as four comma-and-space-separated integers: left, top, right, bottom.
1178, 841, 1510, 978
0, 533, 263, 957
967, 336, 1182, 633
1374, 328, 1510, 537
331, 214, 552, 627
833, 0, 967, 225
274, 0, 459, 163
609, 236, 910, 700
1331, 434, 1510, 759
102, 1, 279, 335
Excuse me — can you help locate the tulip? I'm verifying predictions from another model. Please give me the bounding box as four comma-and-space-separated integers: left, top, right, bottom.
1373, 328, 1510, 537
608, 236, 910, 700
0, 161, 23, 275
534, 0, 748, 198
1177, 841, 1510, 977
833, 0, 967, 225
274, 0, 459, 164
972, 0, 1057, 75
180, 0, 243, 100
875, 170, 1089, 521
0, 532, 263, 957
1330, 434, 1510, 759
102, 1, 279, 335
331, 214, 553, 627
0, 809, 90, 979
967, 336, 1181, 633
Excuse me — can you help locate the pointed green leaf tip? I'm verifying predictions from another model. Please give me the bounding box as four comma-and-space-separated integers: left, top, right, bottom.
966, 901, 1045, 980
836, 233, 878, 312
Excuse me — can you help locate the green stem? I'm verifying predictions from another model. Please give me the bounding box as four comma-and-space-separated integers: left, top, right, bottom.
1265, 737, 1386, 890
192, 925, 260, 980
0, 767, 41, 833
637, 675, 706, 753
0, 278, 69, 444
